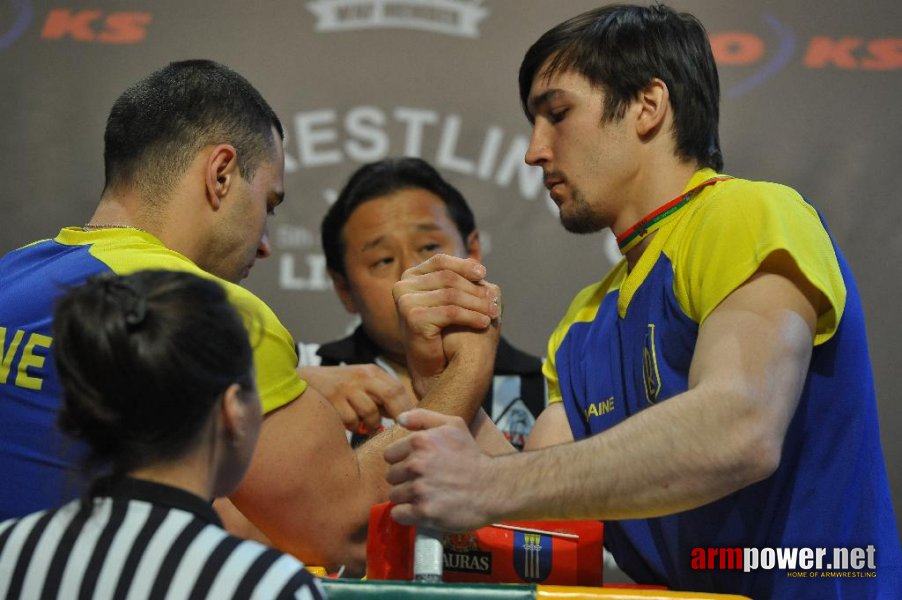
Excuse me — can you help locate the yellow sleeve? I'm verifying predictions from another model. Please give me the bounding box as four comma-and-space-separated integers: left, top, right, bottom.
672, 180, 846, 345
81, 229, 308, 414
542, 341, 563, 405
228, 287, 307, 414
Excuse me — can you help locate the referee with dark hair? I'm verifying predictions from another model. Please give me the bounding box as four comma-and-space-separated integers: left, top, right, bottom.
0, 270, 325, 599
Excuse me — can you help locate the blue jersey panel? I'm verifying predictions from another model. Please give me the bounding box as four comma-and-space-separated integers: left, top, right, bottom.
0, 240, 110, 519
554, 236, 901, 597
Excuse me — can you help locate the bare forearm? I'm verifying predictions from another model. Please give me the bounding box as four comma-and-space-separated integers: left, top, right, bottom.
388, 267, 820, 532
355, 348, 497, 494
470, 408, 516, 456
232, 395, 373, 575
383, 398, 756, 528
484, 388, 768, 523
236, 346, 495, 572
417, 346, 494, 421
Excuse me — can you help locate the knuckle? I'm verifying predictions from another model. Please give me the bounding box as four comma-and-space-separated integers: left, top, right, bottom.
438, 270, 458, 286
408, 433, 429, 452
388, 485, 408, 504
362, 364, 382, 377
409, 503, 426, 521
361, 404, 379, 419
396, 294, 416, 314
392, 280, 411, 301
438, 287, 457, 304
402, 263, 422, 279
447, 305, 468, 321
410, 479, 428, 499
410, 307, 436, 332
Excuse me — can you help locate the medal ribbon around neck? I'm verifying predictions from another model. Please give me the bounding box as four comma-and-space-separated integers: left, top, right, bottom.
616, 176, 733, 254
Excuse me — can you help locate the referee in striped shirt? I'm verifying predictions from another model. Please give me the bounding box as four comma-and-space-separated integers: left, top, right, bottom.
0, 271, 326, 599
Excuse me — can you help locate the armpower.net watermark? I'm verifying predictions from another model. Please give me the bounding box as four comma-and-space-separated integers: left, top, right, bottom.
690, 545, 879, 578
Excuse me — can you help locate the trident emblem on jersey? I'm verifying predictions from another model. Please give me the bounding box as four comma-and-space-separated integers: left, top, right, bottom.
643, 323, 661, 404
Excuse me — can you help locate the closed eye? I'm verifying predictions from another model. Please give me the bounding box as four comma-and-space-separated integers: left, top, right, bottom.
548, 108, 568, 124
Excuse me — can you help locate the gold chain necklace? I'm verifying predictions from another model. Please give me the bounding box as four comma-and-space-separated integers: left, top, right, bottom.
82, 223, 148, 233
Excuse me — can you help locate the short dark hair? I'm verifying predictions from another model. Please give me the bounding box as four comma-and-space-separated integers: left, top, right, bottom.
321, 157, 476, 277
53, 270, 255, 479
519, 4, 723, 171
103, 59, 284, 200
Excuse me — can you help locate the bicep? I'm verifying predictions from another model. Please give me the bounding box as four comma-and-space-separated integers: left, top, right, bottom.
525, 402, 573, 450
689, 254, 822, 439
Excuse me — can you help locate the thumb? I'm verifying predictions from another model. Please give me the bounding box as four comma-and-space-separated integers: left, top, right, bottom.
397, 408, 462, 431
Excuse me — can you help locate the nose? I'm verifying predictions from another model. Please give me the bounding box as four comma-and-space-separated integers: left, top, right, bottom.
525, 122, 551, 166
399, 250, 419, 273
393, 249, 421, 282
257, 229, 272, 260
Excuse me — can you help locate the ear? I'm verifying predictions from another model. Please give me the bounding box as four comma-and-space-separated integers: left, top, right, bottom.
219, 383, 247, 442
634, 78, 669, 138
465, 229, 482, 262
329, 270, 359, 314
204, 144, 240, 210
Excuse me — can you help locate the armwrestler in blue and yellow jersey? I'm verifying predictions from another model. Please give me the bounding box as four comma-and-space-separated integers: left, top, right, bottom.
0, 227, 305, 519
544, 169, 902, 595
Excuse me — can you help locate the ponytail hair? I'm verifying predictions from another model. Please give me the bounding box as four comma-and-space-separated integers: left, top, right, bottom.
53, 270, 255, 483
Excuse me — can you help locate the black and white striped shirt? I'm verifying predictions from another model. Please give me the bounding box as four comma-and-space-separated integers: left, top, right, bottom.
0, 477, 326, 599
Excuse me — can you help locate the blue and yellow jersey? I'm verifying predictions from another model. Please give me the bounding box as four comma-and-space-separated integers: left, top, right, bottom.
0, 227, 306, 519
543, 170, 901, 596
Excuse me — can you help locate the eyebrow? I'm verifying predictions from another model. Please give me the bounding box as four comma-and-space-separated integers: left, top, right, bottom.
358, 223, 446, 253
360, 235, 387, 253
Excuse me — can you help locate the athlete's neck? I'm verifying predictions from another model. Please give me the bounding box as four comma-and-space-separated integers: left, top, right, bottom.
617, 161, 700, 270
